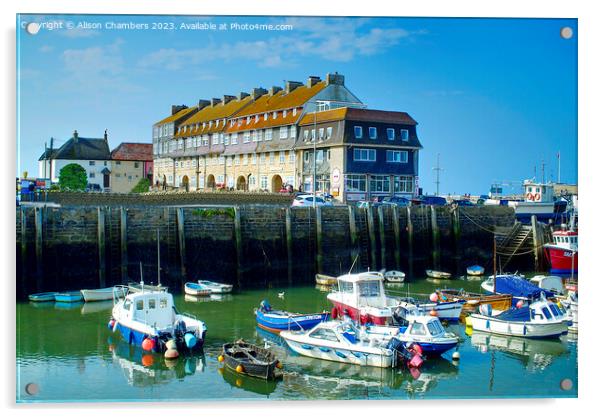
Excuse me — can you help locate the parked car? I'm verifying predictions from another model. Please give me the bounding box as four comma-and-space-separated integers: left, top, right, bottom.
355, 200, 387, 209
452, 199, 475, 206
292, 195, 333, 207
411, 195, 447, 206
382, 196, 411, 207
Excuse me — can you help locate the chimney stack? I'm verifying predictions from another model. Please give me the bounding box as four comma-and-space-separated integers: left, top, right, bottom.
251, 87, 267, 100
285, 81, 303, 94
222, 95, 236, 105
210, 98, 221, 107
198, 99, 210, 110
269, 86, 283, 96
104, 129, 108, 142
307, 75, 321, 87
73, 129, 79, 142
238, 91, 250, 100
171, 104, 187, 115
326, 72, 344, 86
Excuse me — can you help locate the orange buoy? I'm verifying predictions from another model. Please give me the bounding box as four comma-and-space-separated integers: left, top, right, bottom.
164, 348, 179, 359
142, 338, 155, 351
276, 361, 283, 369
236, 364, 244, 373
141, 354, 154, 367
430, 309, 438, 317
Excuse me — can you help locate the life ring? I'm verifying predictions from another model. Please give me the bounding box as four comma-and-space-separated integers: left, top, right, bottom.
534, 193, 541, 201
526, 192, 535, 201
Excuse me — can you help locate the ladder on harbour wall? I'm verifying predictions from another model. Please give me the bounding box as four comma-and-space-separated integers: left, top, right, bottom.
494, 222, 533, 272
356, 209, 371, 271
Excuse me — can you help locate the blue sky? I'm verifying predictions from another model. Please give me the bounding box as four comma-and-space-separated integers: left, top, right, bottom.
16, 15, 577, 195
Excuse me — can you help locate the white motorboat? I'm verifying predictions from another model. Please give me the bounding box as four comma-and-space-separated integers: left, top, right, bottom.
184, 282, 212, 296
384, 270, 406, 283
110, 283, 207, 352
392, 307, 459, 356
81, 287, 118, 302
393, 296, 466, 323
558, 290, 578, 332
197, 280, 233, 294
467, 295, 569, 339
426, 270, 452, 279
280, 320, 399, 368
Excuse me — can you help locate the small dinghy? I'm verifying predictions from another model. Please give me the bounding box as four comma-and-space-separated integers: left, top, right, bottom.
81, 287, 117, 302
184, 282, 212, 296
28, 292, 58, 302
196, 280, 233, 294
315, 274, 338, 286
221, 340, 283, 380
468, 294, 570, 339
481, 274, 555, 305
426, 270, 452, 279
255, 300, 330, 333
384, 270, 406, 283
466, 265, 485, 276
54, 291, 84, 303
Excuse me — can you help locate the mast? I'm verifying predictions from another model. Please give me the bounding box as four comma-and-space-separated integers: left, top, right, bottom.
493, 237, 497, 293
433, 153, 443, 196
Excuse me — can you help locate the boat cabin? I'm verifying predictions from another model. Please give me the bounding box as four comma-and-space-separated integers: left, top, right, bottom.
522, 180, 555, 204
528, 299, 567, 323
551, 230, 578, 251
335, 272, 388, 309
403, 315, 446, 338
120, 290, 176, 329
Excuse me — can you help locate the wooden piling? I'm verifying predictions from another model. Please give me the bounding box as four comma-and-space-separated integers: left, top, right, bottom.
451, 206, 461, 272
348, 205, 359, 266
392, 205, 401, 270
406, 206, 414, 279
34, 207, 44, 292
430, 205, 441, 271
366, 206, 377, 271
20, 207, 27, 294
285, 207, 293, 284
119, 207, 128, 283
97, 207, 106, 288
233, 207, 243, 288
531, 215, 543, 271
377, 205, 386, 270
176, 207, 187, 279
315, 206, 324, 274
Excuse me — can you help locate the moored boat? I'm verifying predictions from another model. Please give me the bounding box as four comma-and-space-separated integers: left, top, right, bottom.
81, 287, 117, 302
481, 274, 554, 305
197, 280, 233, 294
436, 289, 512, 312
110, 284, 207, 352
54, 291, 84, 303
466, 265, 485, 276
28, 292, 58, 302
393, 310, 459, 356
280, 321, 404, 368
184, 282, 212, 296
543, 227, 578, 275
426, 270, 452, 279
394, 296, 466, 323
255, 300, 329, 333
384, 270, 405, 283
315, 273, 338, 286
467, 295, 569, 339
221, 340, 282, 380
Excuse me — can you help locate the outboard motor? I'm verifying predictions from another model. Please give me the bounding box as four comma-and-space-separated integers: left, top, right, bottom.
174, 319, 187, 338
259, 300, 272, 313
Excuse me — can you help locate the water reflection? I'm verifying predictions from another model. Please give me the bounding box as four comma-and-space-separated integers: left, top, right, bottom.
218, 366, 280, 396
54, 301, 84, 310
80, 300, 113, 315
184, 294, 233, 303
469, 331, 568, 371
109, 339, 205, 387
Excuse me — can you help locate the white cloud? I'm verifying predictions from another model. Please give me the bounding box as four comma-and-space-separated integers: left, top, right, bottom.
138, 17, 424, 70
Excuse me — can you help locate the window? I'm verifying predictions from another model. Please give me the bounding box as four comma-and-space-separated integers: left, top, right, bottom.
283, 109, 287, 117
369, 127, 377, 139
318, 128, 325, 140
264, 113, 268, 121
393, 176, 414, 193
311, 129, 316, 141
89, 172, 95, 178
293, 108, 297, 116
400, 129, 409, 141
340, 281, 354, 293
243, 132, 251, 143
353, 148, 376, 162
89, 161, 95, 166
255, 114, 259, 123
269, 152, 275, 163
304, 151, 310, 163
116, 161, 121, 166
290, 125, 296, 138
316, 150, 324, 163
260, 153, 266, 164
326, 127, 333, 139
212, 134, 219, 145
346, 175, 366, 192
386, 150, 408, 163
249, 175, 256, 186
409, 323, 427, 336
303, 130, 309, 141
136, 300, 144, 310
224, 135, 230, 146
148, 299, 156, 309
246, 116, 250, 124
387, 128, 395, 140
370, 175, 390, 193
542, 307, 552, 320
160, 298, 168, 308
309, 328, 339, 342
252, 154, 257, 164
289, 151, 295, 163
358, 281, 381, 297
279, 151, 285, 163
272, 112, 277, 119
252, 130, 259, 142
260, 176, 268, 189
265, 129, 273, 141
231, 133, 238, 145
123, 299, 132, 311
279, 126, 288, 139
427, 320, 444, 336
354, 126, 363, 138
243, 154, 248, 165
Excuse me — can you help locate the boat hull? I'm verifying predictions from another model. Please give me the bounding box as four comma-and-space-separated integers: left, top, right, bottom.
54, 292, 84, 303
330, 300, 391, 325
395, 337, 457, 356
28, 292, 58, 302
466, 266, 485, 276
438, 290, 512, 312
282, 337, 395, 368
415, 301, 465, 322
426, 270, 452, 279
184, 283, 211, 296
81, 287, 116, 302
469, 314, 568, 339
255, 310, 329, 333
315, 274, 338, 286
222, 342, 281, 380
544, 245, 578, 275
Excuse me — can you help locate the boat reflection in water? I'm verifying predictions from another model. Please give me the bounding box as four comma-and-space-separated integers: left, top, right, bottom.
80, 300, 113, 315
184, 294, 233, 303
109, 338, 205, 387
219, 366, 280, 396
469, 331, 568, 371
54, 301, 84, 310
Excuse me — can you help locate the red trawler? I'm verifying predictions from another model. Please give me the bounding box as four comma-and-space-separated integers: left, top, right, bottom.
544, 229, 578, 275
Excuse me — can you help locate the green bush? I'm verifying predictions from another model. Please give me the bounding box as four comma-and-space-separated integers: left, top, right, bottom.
131, 178, 151, 193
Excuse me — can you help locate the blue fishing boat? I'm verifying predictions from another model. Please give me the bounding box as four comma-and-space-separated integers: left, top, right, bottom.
255, 300, 329, 333
54, 291, 84, 303
28, 292, 58, 302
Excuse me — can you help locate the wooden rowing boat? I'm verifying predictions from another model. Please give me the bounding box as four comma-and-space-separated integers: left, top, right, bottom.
426, 270, 452, 279
437, 289, 512, 312
315, 273, 338, 286
222, 340, 283, 380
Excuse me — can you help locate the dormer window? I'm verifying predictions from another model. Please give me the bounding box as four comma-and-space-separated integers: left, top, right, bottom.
293, 108, 297, 116
246, 116, 251, 124
255, 115, 259, 123
369, 127, 377, 139
400, 129, 409, 141
283, 109, 288, 118
273, 112, 277, 119
264, 113, 268, 121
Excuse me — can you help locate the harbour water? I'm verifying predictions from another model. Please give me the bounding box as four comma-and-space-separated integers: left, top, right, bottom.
16, 277, 577, 402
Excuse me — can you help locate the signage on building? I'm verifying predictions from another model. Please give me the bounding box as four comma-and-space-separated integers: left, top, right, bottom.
414, 176, 420, 196
332, 168, 341, 185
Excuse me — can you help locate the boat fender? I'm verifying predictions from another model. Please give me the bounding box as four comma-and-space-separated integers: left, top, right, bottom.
164, 348, 179, 359
331, 307, 338, 320
142, 337, 155, 351
107, 319, 116, 331
218, 355, 224, 362
410, 343, 423, 357
429, 309, 438, 317
275, 361, 283, 369
165, 339, 177, 351
409, 354, 424, 368
452, 351, 461, 360
429, 293, 438, 302
184, 332, 197, 349
236, 364, 245, 373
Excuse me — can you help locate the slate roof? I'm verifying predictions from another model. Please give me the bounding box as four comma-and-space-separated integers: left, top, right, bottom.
298, 108, 417, 126
39, 134, 111, 161
111, 143, 153, 161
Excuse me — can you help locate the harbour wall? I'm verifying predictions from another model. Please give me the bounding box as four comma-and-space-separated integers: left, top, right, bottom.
16, 205, 517, 298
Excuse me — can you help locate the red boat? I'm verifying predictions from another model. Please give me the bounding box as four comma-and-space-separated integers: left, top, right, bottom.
544, 229, 578, 275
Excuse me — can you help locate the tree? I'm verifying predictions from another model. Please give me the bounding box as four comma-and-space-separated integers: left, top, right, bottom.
59, 163, 87, 191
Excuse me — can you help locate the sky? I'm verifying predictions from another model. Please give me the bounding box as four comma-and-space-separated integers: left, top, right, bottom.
16, 15, 577, 195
